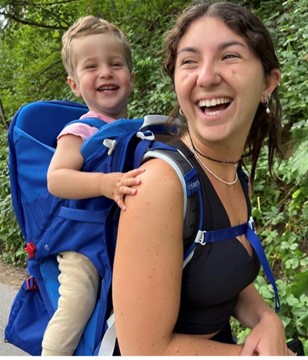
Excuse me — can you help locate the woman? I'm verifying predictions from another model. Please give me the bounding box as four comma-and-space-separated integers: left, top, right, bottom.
113, 1, 291, 355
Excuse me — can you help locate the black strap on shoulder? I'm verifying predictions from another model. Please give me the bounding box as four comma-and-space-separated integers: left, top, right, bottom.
142, 147, 203, 264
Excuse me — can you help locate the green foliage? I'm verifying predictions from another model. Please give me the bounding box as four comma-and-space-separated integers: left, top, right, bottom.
232, 275, 308, 354
0, 0, 307, 350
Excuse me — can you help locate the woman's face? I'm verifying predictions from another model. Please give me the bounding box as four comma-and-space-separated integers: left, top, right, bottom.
174, 16, 275, 151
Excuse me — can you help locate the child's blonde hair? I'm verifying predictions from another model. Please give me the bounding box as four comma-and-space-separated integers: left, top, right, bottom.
62, 15, 133, 77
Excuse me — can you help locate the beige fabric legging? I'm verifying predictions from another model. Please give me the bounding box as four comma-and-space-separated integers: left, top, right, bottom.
41, 251, 99, 356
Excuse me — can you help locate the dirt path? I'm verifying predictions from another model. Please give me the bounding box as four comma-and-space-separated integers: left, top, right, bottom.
0, 260, 27, 289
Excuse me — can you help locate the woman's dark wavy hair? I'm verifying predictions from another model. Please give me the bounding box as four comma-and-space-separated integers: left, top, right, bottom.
162, 1, 282, 183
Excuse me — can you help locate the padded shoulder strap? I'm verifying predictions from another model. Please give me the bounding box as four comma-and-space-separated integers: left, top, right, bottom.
143, 148, 203, 266
66, 117, 107, 129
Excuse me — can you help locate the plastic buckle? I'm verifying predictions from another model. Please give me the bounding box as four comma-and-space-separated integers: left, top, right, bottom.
103, 138, 117, 155
136, 130, 155, 141
195, 230, 207, 246
248, 216, 255, 232
26, 276, 38, 291
24, 242, 36, 258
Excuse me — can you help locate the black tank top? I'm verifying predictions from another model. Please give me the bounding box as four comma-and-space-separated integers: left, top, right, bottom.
173, 141, 261, 335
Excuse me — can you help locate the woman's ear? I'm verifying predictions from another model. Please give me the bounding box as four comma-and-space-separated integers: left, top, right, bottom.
262, 68, 281, 101
67, 76, 81, 98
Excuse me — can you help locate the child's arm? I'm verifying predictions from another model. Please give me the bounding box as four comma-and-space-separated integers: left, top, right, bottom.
47, 134, 144, 210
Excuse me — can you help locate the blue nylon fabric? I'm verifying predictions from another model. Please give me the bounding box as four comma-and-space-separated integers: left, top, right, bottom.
5, 101, 113, 355
6, 100, 203, 356
245, 226, 280, 312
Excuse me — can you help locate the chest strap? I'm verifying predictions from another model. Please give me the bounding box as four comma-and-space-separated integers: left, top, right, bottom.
190, 216, 280, 313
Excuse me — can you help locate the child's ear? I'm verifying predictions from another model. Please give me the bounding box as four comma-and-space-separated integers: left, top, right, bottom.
67, 76, 81, 97
130, 72, 136, 83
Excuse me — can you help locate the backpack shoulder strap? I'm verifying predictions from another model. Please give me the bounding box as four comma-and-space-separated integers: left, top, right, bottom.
142, 147, 204, 266
66, 117, 107, 129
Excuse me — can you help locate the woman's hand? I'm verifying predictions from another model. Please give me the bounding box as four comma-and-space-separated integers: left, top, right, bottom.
240, 312, 293, 356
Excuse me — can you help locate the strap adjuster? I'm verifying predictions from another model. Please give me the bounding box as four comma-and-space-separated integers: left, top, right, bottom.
26, 276, 38, 291
248, 216, 255, 232
195, 230, 207, 245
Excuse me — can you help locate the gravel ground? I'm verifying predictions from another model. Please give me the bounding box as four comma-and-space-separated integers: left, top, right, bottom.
0, 260, 27, 289
0, 261, 29, 356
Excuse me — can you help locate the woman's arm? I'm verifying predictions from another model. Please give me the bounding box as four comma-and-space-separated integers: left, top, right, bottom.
233, 284, 291, 356
113, 158, 243, 355
47, 134, 143, 206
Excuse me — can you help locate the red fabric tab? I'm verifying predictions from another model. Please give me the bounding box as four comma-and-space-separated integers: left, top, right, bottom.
24, 242, 36, 258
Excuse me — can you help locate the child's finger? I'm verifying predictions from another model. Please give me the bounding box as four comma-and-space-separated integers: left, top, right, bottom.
127, 168, 145, 177
115, 195, 126, 211
119, 186, 137, 195
123, 178, 141, 187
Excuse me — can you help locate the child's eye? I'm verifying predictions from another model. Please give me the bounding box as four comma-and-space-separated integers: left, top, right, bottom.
112, 62, 123, 68
85, 64, 97, 69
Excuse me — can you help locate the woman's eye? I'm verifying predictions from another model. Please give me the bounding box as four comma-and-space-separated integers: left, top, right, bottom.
222, 53, 239, 60
180, 59, 197, 66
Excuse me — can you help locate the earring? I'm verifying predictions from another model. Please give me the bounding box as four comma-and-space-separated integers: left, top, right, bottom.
264, 94, 271, 114
266, 97, 271, 114
179, 107, 184, 116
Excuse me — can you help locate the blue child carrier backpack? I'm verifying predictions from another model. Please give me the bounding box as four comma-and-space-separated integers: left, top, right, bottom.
4, 100, 280, 356
4, 100, 206, 356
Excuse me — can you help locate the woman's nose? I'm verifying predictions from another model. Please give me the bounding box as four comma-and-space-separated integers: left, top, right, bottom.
196, 61, 222, 88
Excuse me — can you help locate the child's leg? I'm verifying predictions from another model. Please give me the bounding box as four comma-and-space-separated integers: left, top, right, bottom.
41, 251, 99, 356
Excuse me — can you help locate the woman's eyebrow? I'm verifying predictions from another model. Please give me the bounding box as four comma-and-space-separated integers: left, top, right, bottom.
177, 46, 198, 56
177, 40, 247, 55
218, 40, 247, 50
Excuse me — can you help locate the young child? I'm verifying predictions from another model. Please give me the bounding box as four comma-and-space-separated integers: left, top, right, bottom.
42, 16, 143, 356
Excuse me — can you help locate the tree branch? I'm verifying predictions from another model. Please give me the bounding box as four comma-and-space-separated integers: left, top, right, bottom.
0, 11, 67, 30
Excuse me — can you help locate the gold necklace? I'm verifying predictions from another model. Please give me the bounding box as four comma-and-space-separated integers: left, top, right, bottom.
186, 134, 238, 186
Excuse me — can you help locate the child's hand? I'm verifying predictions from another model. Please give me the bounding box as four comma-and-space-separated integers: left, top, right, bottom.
115, 168, 145, 210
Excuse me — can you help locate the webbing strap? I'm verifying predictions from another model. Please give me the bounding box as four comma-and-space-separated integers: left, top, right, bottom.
193, 217, 280, 312
245, 225, 280, 312
195, 223, 247, 245
134, 138, 152, 168
98, 313, 116, 356
67, 117, 106, 129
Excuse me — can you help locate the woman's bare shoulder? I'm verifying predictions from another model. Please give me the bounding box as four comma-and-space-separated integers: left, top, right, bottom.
121, 157, 184, 220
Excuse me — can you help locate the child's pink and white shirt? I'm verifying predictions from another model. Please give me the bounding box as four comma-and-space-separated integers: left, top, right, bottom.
57, 110, 116, 142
